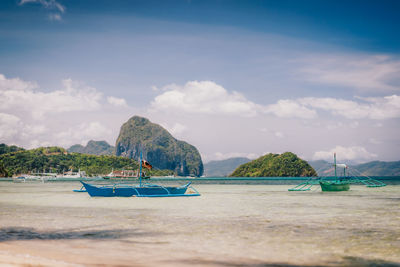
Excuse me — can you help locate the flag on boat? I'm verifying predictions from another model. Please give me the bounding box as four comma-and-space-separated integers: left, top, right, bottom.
142, 160, 152, 170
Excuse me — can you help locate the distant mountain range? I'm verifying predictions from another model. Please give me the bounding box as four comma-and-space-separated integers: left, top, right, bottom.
204, 157, 251, 177
205, 157, 400, 177
308, 160, 400, 176
68, 140, 114, 155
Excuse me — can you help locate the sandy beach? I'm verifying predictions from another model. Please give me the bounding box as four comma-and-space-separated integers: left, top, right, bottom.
0, 182, 399, 266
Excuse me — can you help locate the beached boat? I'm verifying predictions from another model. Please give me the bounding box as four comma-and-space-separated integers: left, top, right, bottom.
13, 174, 46, 183
12, 176, 26, 183
57, 169, 86, 179
80, 152, 200, 197
104, 169, 138, 179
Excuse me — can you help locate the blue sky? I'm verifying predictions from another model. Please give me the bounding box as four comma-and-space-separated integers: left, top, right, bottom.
1, 0, 399, 163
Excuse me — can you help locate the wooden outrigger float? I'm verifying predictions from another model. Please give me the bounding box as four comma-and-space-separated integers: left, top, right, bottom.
289, 153, 386, 192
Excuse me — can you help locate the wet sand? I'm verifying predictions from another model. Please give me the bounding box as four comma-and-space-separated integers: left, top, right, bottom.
0, 182, 399, 266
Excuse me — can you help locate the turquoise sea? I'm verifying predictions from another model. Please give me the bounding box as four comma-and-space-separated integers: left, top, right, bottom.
0, 179, 399, 266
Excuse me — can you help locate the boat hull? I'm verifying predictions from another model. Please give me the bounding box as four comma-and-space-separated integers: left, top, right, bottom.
319, 180, 350, 191
80, 181, 197, 197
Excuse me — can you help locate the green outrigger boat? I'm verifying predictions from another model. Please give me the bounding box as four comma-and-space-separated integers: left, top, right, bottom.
319, 180, 350, 191
289, 153, 386, 192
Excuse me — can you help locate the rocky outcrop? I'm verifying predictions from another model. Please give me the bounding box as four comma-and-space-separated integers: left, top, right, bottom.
68, 140, 114, 156
115, 116, 203, 177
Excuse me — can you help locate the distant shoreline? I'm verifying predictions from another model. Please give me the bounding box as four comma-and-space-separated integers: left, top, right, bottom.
2, 176, 400, 185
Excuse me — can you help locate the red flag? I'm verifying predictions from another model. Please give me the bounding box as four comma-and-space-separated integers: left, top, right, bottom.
141, 160, 152, 170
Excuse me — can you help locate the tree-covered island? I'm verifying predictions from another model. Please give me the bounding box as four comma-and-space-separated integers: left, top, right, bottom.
230, 152, 317, 177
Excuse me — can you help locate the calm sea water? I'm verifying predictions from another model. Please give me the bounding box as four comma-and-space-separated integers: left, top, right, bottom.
0, 181, 399, 266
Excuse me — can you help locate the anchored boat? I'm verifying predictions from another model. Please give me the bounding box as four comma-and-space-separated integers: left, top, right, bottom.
318, 154, 350, 191
79, 151, 200, 197
289, 153, 386, 192
319, 180, 350, 191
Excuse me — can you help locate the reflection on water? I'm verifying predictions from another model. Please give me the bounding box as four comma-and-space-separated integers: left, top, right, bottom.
0, 182, 399, 266
0, 227, 161, 242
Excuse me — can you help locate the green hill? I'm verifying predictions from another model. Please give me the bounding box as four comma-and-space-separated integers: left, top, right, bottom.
68, 140, 114, 155
0, 146, 140, 177
230, 152, 317, 177
115, 116, 203, 177
204, 157, 251, 177
0, 143, 24, 155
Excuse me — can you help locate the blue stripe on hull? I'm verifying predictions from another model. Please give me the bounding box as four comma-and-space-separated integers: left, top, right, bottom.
80, 181, 191, 197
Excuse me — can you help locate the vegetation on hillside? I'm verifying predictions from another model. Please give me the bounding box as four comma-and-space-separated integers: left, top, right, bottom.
0, 143, 24, 155
230, 152, 317, 177
0, 146, 137, 176
0, 162, 9, 177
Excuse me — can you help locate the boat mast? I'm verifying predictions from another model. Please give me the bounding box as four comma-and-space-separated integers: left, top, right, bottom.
334, 153, 337, 177
139, 150, 143, 187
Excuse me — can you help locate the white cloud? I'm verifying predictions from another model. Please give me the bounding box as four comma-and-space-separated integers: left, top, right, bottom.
263, 99, 317, 119
0, 113, 49, 148
300, 54, 400, 92
0, 113, 21, 140
264, 95, 400, 120
213, 152, 259, 161
20, 0, 65, 13
0, 74, 37, 91
299, 95, 400, 119
150, 80, 400, 121
151, 81, 260, 117
161, 122, 187, 137
19, 0, 65, 21
55, 122, 111, 148
107, 96, 128, 107
0, 74, 131, 149
0, 77, 103, 120
313, 146, 377, 163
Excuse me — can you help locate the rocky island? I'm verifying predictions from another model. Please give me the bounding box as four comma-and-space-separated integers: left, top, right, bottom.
230, 152, 317, 177
115, 116, 203, 177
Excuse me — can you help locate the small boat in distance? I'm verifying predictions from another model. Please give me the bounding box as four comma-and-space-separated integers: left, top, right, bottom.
319, 154, 350, 192
12, 176, 26, 183
288, 153, 386, 192
104, 169, 137, 179
57, 169, 86, 179
80, 151, 200, 197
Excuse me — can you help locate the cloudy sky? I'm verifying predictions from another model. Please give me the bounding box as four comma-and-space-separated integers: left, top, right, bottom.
0, 0, 399, 163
